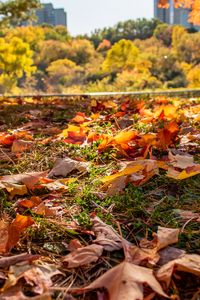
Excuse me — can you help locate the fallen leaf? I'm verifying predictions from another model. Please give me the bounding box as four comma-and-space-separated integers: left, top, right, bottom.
158, 247, 186, 266
0, 219, 9, 254
6, 214, 34, 252
0, 285, 51, 300
48, 157, 89, 178
0, 133, 15, 146
17, 196, 42, 209
3, 182, 28, 198
168, 151, 196, 169
128, 227, 180, 266
2, 261, 62, 295
78, 261, 168, 300
11, 140, 33, 153
157, 121, 179, 150
1, 171, 48, 189
62, 244, 103, 268
156, 254, 200, 288
173, 209, 200, 222
101, 160, 159, 195
92, 216, 129, 251
0, 253, 40, 268
167, 165, 200, 180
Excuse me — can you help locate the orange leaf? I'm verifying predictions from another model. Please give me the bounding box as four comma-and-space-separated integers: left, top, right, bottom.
0, 133, 15, 146
5, 215, 34, 252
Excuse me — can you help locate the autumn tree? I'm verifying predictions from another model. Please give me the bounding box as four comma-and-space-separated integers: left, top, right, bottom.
0, 0, 41, 27
102, 39, 140, 73
154, 23, 173, 46
64, 39, 96, 65
47, 59, 84, 90
172, 25, 200, 64
4, 26, 44, 50
0, 36, 35, 93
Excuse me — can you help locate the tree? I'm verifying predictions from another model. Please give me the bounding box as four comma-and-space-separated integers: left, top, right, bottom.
35, 40, 69, 70
102, 39, 140, 73
0, 36, 35, 93
186, 64, 200, 87
157, 0, 200, 25
47, 59, 83, 89
64, 39, 96, 65
88, 18, 161, 47
154, 24, 173, 46
4, 26, 44, 50
0, 0, 41, 27
43, 25, 70, 42
172, 26, 200, 64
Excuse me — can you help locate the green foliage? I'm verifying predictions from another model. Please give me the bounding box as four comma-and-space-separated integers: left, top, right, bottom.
88, 18, 161, 48
102, 39, 140, 73
0, 0, 40, 28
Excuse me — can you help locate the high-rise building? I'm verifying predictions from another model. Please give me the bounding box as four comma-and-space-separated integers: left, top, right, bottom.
154, 0, 199, 30
22, 3, 67, 27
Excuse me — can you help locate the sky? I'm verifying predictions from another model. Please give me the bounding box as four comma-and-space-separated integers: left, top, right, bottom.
43, 0, 154, 35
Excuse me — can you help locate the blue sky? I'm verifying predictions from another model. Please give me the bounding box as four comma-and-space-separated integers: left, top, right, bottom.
43, 0, 153, 35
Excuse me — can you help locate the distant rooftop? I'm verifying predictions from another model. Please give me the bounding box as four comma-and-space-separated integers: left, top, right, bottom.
154, 0, 200, 30
22, 2, 67, 27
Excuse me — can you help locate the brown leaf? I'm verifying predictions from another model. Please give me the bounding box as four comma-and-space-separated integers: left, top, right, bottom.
11, 140, 33, 153
79, 261, 168, 300
62, 244, 103, 268
156, 254, 200, 288
48, 157, 89, 178
127, 227, 180, 266
1, 171, 48, 189
101, 160, 159, 195
92, 216, 129, 251
158, 247, 186, 266
2, 262, 61, 295
3, 182, 28, 198
0, 253, 40, 268
167, 165, 200, 180
0, 219, 9, 254
0, 285, 51, 300
173, 209, 200, 223
168, 151, 196, 169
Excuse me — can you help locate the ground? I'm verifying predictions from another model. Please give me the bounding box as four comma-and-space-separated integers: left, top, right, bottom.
0, 95, 199, 299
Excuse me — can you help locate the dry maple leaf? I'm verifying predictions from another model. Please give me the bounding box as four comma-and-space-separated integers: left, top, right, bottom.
168, 151, 196, 169
156, 254, 200, 288
0, 253, 40, 268
2, 262, 61, 296
11, 140, 33, 153
62, 244, 103, 268
101, 160, 159, 195
2, 182, 28, 198
158, 247, 186, 266
48, 157, 89, 178
127, 227, 180, 266
1, 171, 48, 189
92, 216, 130, 251
78, 261, 168, 300
167, 165, 200, 180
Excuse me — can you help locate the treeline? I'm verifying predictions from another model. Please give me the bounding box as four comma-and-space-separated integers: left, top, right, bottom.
0, 19, 200, 94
